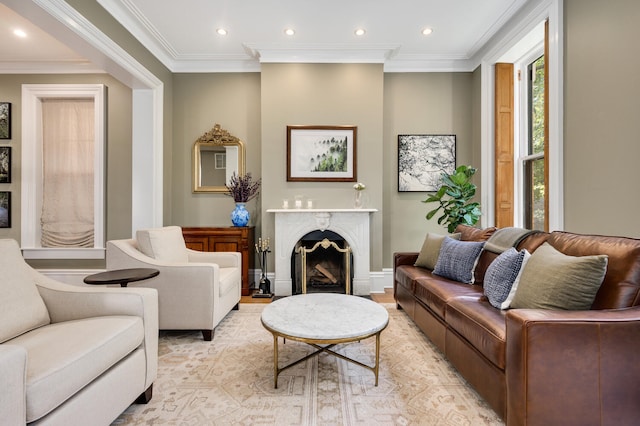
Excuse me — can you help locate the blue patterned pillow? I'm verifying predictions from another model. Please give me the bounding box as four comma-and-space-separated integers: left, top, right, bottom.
433, 237, 485, 284
483, 248, 531, 309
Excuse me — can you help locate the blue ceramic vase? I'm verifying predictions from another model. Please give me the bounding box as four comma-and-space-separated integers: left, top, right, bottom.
231, 202, 250, 226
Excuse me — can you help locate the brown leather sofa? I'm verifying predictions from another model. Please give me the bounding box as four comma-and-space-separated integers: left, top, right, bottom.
393, 225, 640, 425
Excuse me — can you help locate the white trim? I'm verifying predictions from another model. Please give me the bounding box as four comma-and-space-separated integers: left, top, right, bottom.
24, 0, 166, 234
479, 0, 563, 231
21, 84, 106, 260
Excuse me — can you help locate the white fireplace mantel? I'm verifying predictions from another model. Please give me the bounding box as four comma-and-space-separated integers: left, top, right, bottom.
267, 209, 377, 296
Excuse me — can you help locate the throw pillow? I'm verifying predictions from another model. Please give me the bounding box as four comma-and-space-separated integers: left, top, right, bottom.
433, 237, 485, 284
510, 242, 609, 310
136, 226, 189, 263
0, 239, 51, 344
483, 248, 531, 309
414, 232, 461, 270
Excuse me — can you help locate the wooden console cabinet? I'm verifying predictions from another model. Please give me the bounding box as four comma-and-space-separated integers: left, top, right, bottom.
182, 226, 255, 296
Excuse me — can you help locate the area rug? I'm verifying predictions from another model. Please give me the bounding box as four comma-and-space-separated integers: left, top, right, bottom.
113, 304, 503, 425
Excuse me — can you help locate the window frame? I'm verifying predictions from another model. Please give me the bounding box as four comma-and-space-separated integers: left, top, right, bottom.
21, 84, 106, 259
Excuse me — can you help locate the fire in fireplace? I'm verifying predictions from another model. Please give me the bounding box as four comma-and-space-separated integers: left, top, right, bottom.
291, 230, 353, 295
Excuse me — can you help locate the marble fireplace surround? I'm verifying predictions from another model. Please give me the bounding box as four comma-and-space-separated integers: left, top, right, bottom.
267, 209, 377, 296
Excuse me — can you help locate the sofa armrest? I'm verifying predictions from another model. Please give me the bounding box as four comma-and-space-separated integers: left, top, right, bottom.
0, 345, 27, 425
505, 307, 640, 425
187, 249, 241, 268
34, 273, 159, 389
393, 252, 419, 269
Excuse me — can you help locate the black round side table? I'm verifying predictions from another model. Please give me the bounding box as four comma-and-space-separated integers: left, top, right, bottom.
83, 268, 159, 287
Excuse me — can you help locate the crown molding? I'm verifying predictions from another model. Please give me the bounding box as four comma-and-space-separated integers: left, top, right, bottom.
0, 60, 106, 74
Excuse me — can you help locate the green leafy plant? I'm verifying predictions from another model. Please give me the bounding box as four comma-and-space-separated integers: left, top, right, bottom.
423, 165, 482, 233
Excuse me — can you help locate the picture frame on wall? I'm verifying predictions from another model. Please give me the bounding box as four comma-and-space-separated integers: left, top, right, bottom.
0, 102, 10, 140
398, 134, 456, 192
287, 125, 357, 182
0, 191, 10, 228
0, 147, 11, 183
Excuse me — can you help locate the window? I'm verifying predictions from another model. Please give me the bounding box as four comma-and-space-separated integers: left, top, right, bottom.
21, 84, 106, 259
521, 55, 546, 230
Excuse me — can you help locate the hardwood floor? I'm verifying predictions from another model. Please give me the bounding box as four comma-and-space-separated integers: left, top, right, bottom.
240, 287, 395, 304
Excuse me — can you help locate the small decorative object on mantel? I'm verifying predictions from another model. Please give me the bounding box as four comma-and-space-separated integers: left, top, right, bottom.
353, 182, 366, 209
225, 172, 261, 227
253, 237, 273, 298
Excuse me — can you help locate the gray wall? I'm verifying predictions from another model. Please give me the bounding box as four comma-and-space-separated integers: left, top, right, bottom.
563, 0, 640, 237
0, 73, 132, 269
260, 63, 385, 270
171, 73, 261, 228
383, 72, 475, 263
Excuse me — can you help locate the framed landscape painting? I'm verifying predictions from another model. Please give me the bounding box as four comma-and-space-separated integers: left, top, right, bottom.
0, 147, 11, 183
287, 125, 357, 182
0, 191, 10, 228
0, 102, 10, 140
398, 134, 456, 192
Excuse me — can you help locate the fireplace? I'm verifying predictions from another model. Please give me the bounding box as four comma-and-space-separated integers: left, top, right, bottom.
292, 230, 352, 295
267, 208, 376, 296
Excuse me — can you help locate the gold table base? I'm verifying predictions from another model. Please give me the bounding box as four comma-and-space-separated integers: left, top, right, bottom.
265, 329, 384, 389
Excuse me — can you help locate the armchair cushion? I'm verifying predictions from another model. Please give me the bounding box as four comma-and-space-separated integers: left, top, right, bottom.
0, 240, 50, 344
136, 226, 188, 263
9, 315, 144, 422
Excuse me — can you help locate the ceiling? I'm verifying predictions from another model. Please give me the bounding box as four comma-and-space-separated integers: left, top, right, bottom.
0, 0, 529, 73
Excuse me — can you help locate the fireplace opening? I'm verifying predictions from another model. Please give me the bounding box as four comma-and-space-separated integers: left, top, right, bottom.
291, 230, 353, 295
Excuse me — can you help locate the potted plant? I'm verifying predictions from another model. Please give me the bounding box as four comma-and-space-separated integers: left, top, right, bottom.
423, 165, 482, 233
225, 172, 261, 226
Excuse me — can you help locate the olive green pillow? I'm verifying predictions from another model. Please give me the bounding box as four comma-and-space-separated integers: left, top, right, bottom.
414, 232, 461, 270
511, 242, 608, 310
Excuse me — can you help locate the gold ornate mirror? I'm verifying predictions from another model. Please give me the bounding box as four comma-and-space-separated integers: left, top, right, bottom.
192, 124, 246, 193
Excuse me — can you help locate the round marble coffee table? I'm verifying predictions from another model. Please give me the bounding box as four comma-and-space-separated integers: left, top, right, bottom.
261, 293, 389, 388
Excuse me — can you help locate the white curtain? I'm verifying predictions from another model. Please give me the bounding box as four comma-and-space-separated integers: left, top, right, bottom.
40, 98, 94, 247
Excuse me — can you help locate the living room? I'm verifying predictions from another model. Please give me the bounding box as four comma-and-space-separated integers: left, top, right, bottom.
1, 0, 640, 424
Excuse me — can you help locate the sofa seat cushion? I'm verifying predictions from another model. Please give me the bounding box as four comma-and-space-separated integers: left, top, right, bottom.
446, 297, 507, 369
395, 264, 432, 293
414, 276, 484, 320
219, 267, 241, 297
9, 316, 144, 423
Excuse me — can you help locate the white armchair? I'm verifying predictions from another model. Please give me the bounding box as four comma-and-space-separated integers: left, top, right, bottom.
106, 226, 242, 341
0, 239, 158, 425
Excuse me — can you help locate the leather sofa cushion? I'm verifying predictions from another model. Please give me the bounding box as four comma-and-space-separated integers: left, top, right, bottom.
395, 264, 432, 293
414, 276, 484, 320
548, 231, 640, 309
446, 297, 507, 369
9, 316, 144, 423
0, 239, 50, 344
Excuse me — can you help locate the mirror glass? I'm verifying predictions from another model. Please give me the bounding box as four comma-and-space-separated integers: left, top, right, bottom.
192, 124, 245, 193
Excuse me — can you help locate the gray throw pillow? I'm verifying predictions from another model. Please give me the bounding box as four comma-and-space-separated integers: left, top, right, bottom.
511, 242, 609, 310
433, 237, 485, 284
483, 248, 530, 309
414, 232, 461, 270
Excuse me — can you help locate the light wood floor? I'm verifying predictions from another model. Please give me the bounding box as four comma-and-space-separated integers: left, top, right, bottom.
240, 287, 395, 304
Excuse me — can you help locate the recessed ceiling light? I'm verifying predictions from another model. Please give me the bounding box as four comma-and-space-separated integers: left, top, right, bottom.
216, 28, 228, 36
422, 28, 433, 36
284, 28, 295, 36
354, 28, 366, 36
13, 29, 27, 38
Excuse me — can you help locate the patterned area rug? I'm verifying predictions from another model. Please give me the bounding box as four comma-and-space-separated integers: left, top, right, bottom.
113, 304, 503, 425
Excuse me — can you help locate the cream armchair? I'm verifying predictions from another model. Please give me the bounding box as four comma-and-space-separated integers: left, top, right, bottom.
106, 226, 242, 341
0, 239, 158, 425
